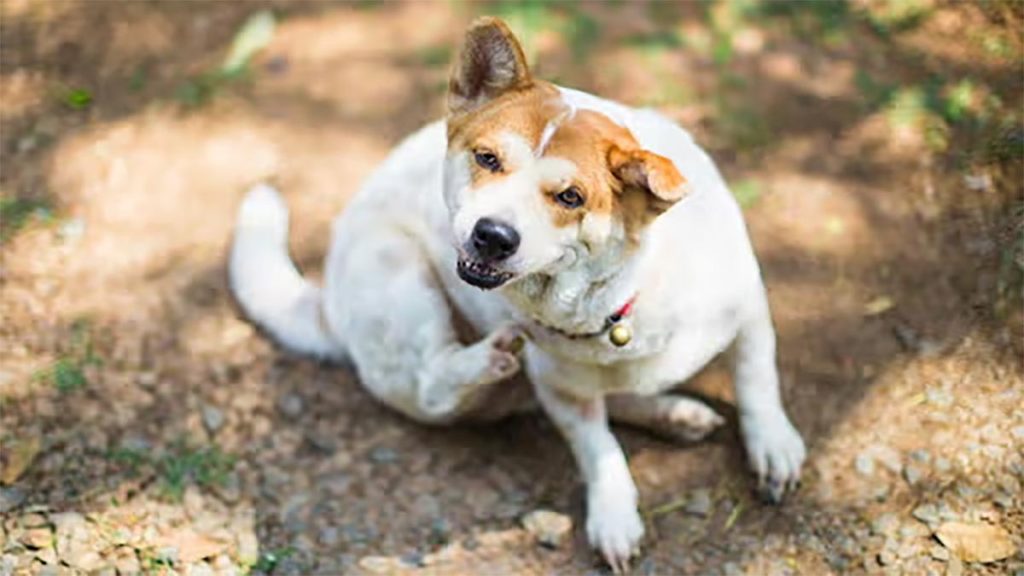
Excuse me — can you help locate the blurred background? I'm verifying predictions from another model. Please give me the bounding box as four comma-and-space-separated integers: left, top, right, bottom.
1, 1, 1021, 574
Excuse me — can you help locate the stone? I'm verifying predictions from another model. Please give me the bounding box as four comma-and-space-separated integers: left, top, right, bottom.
904, 463, 926, 486
855, 453, 875, 476
522, 510, 573, 548
276, 394, 304, 419
686, 489, 713, 517
0, 487, 26, 513
934, 521, 1015, 563
912, 504, 940, 526
201, 404, 225, 434
21, 527, 53, 549
369, 447, 398, 464
870, 513, 900, 536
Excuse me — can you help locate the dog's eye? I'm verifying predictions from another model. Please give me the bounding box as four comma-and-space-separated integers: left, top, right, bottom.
555, 186, 585, 209
474, 150, 502, 173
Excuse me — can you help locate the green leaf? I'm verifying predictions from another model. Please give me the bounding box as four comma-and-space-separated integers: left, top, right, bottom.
221, 10, 276, 76
62, 88, 92, 110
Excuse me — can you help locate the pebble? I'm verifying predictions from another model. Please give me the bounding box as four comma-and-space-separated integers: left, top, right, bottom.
522, 509, 573, 548
369, 447, 398, 464
429, 517, 452, 545
21, 527, 53, 549
870, 445, 903, 474
903, 463, 926, 486
318, 526, 340, 547
929, 544, 950, 561
855, 453, 875, 476
686, 488, 713, 517
871, 513, 900, 536
912, 504, 940, 526
277, 394, 304, 419
0, 487, 26, 513
201, 404, 225, 433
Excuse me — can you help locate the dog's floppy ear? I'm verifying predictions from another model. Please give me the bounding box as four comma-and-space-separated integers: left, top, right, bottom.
609, 146, 689, 232
448, 17, 531, 115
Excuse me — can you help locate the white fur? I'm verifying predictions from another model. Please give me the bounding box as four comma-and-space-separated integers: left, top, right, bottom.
229, 88, 805, 568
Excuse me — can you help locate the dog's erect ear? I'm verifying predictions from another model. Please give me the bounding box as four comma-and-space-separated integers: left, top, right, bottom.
448, 17, 531, 115
609, 146, 689, 232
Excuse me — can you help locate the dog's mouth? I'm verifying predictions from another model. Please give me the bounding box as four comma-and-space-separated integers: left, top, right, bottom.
457, 258, 514, 290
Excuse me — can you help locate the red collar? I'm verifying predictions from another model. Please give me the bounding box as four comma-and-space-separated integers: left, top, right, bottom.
534, 294, 637, 341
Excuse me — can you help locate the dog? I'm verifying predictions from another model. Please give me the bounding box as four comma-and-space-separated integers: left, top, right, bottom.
229, 17, 805, 571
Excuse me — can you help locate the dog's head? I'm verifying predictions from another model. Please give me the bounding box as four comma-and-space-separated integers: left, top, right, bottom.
444, 18, 689, 290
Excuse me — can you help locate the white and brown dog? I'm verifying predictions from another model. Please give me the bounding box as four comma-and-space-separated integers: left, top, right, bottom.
230, 18, 804, 570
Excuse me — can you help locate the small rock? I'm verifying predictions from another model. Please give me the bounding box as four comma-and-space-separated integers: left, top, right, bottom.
871, 513, 900, 536
429, 517, 452, 545
137, 372, 158, 388
369, 447, 398, 464
201, 404, 225, 433
0, 487, 26, 513
870, 445, 903, 474
934, 458, 952, 473
904, 463, 926, 486
319, 526, 340, 547
21, 527, 53, 549
276, 394, 304, 419
522, 510, 573, 548
934, 521, 1015, 563
58, 218, 86, 242
946, 556, 964, 576
855, 453, 875, 476
912, 504, 940, 526
926, 388, 953, 407
686, 489, 713, 517
909, 449, 932, 464
930, 544, 950, 561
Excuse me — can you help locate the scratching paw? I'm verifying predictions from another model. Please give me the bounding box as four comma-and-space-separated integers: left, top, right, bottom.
741, 412, 806, 503
483, 325, 526, 382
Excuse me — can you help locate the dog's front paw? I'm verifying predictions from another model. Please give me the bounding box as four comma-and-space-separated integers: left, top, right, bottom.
741, 412, 806, 503
586, 482, 644, 573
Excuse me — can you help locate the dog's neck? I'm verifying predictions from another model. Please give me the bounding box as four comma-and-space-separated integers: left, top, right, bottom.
503, 239, 648, 334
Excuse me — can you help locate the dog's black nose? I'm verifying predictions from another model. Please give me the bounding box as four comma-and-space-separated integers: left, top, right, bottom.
471, 218, 520, 261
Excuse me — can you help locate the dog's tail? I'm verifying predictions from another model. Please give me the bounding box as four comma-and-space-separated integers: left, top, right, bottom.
229, 184, 341, 360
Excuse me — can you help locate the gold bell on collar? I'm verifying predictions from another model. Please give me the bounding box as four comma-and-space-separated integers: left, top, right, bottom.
609, 324, 632, 347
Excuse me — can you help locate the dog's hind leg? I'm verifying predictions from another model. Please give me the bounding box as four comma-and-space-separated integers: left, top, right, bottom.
327, 229, 524, 425
607, 394, 724, 442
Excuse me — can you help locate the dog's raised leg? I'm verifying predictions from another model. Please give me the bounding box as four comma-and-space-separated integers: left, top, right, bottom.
733, 299, 806, 502
607, 394, 724, 442
331, 231, 523, 425
527, 355, 643, 573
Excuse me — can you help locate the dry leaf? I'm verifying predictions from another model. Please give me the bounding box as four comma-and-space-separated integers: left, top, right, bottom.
154, 529, 227, 563
935, 521, 1016, 563
864, 295, 895, 316
1, 436, 41, 484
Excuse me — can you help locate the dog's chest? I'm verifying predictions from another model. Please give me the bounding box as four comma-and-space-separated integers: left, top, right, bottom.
529, 302, 740, 397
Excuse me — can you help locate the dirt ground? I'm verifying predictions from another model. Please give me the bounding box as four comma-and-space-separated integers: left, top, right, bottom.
1, 1, 1022, 575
